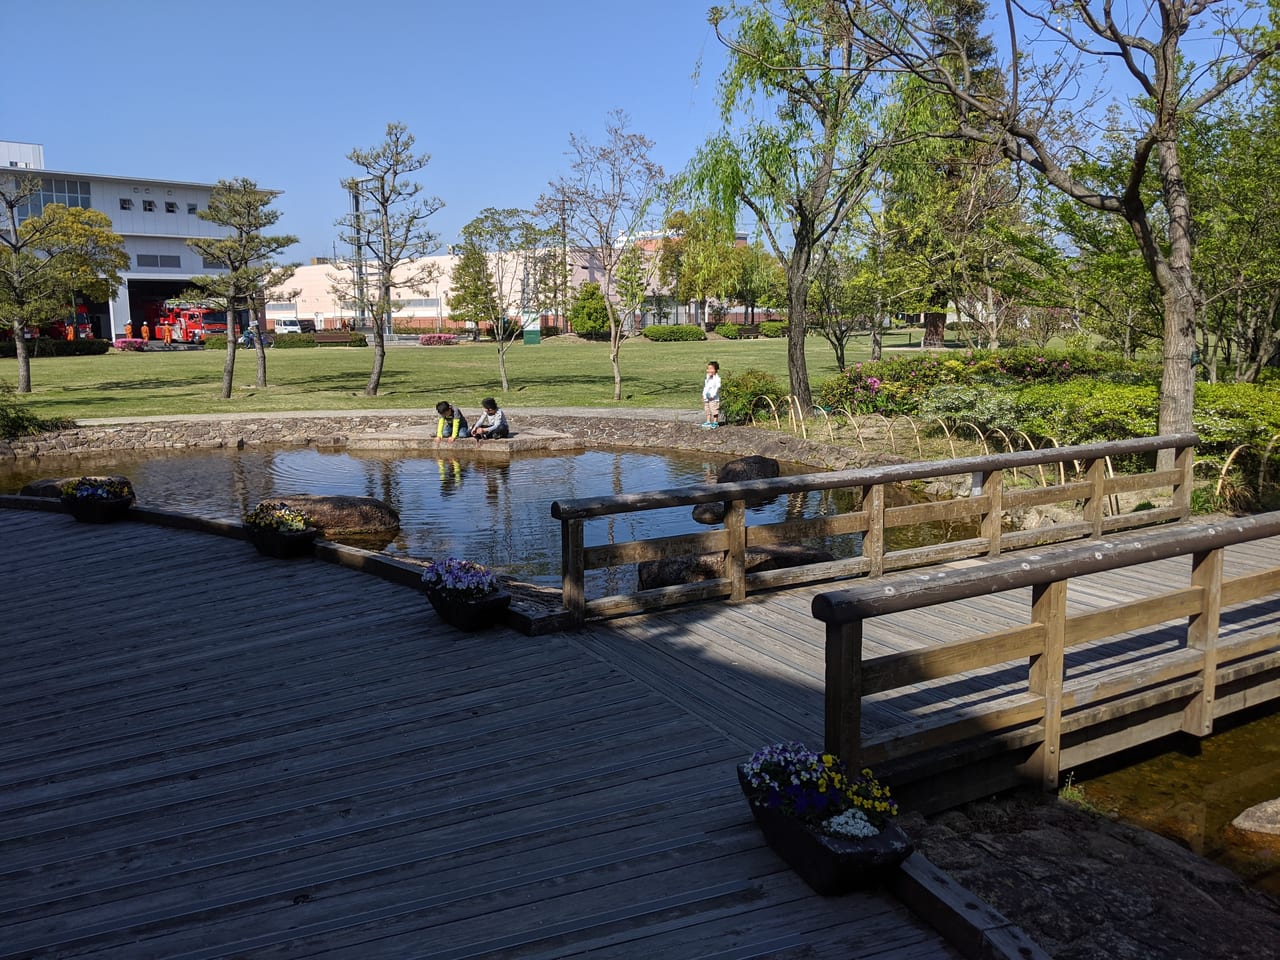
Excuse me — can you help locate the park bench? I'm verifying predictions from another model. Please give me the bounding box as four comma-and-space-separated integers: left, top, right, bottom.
737, 324, 761, 339
313, 331, 357, 344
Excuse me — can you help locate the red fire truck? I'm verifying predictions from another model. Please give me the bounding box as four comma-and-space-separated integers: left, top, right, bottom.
155, 300, 229, 342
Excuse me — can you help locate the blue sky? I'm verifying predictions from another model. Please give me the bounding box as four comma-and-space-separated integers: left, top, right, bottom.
8, 0, 731, 262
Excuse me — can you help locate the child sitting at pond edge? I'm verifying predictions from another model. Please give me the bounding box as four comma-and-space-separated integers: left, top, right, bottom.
471, 398, 510, 440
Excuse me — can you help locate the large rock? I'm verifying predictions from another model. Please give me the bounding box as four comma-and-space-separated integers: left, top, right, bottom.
692, 455, 782, 524
638, 543, 835, 590
273, 494, 400, 535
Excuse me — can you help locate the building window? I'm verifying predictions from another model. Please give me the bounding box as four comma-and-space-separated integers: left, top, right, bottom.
137, 254, 183, 268
187, 203, 198, 214
119, 198, 134, 210
143, 199, 156, 212
15, 178, 93, 220
165, 202, 178, 213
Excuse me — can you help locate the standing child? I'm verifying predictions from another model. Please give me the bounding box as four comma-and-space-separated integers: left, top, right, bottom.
470, 397, 510, 440
701, 361, 721, 428
435, 400, 468, 443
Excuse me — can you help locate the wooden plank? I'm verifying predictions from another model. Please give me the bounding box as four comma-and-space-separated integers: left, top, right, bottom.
1064, 587, 1202, 646
884, 495, 991, 529
859, 695, 1045, 766
746, 510, 870, 546
1221, 567, 1280, 606
861, 624, 1045, 695
583, 527, 727, 567
1104, 467, 1182, 494
1003, 480, 1092, 509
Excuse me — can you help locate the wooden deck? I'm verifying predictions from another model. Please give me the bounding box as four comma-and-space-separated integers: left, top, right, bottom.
0, 510, 960, 960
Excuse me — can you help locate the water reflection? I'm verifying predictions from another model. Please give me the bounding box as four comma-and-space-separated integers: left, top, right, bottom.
1, 446, 975, 591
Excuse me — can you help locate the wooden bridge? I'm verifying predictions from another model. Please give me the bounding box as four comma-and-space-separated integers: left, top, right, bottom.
3, 485, 1279, 957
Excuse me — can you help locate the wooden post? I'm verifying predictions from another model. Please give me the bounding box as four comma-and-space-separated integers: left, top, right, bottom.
561, 517, 585, 627
1183, 547, 1223, 737
1173, 443, 1194, 519
1021, 580, 1066, 791
862, 483, 885, 578
725, 499, 747, 601
978, 469, 1003, 557
1083, 458, 1105, 537
824, 621, 864, 765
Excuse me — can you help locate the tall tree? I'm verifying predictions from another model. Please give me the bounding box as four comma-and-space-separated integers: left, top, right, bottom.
540, 110, 665, 401
686, 0, 896, 409
336, 122, 444, 395
186, 178, 298, 399
837, 0, 1280, 449
0, 174, 129, 393
451, 208, 556, 392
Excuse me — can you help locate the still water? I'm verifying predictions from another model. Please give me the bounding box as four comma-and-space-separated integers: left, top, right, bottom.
1069, 706, 1280, 897
0, 446, 883, 592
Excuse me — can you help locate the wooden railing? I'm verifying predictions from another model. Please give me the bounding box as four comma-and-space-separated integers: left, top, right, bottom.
811, 511, 1280, 813
551, 433, 1197, 624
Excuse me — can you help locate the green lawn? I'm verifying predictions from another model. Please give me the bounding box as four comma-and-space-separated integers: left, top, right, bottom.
1, 334, 918, 421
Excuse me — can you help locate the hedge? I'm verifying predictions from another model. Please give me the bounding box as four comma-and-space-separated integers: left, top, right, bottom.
714, 323, 741, 339
759, 321, 788, 338
642, 324, 706, 342
0, 337, 111, 358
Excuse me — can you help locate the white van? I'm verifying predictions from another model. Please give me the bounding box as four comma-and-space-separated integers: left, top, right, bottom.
274, 319, 302, 335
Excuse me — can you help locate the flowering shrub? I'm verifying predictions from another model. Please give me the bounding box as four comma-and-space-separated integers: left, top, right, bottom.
740, 742, 898, 838
420, 557, 498, 600
113, 338, 146, 352
244, 500, 311, 533
419, 334, 458, 346
61, 476, 135, 501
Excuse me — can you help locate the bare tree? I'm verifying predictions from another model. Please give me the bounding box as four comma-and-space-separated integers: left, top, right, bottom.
335, 122, 444, 396
834, 0, 1279, 448
539, 110, 665, 401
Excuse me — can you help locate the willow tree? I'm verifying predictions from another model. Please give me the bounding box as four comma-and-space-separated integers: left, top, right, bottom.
686, 1, 897, 410
187, 178, 297, 398
837, 0, 1280, 448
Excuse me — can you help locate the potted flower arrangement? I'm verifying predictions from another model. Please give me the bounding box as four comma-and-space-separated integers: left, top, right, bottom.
243, 500, 318, 558
60, 476, 136, 523
737, 741, 912, 894
420, 557, 511, 632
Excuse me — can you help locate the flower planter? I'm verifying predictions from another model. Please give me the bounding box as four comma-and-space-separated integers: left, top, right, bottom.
246, 526, 318, 558
61, 495, 133, 524
425, 588, 511, 632
737, 764, 913, 895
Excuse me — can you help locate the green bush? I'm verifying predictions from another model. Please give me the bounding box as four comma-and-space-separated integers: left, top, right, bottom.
272, 332, 317, 348
204, 335, 227, 350
568, 282, 610, 339
714, 323, 741, 339
0, 337, 110, 358
0, 380, 72, 439
720, 368, 787, 425
642, 324, 706, 342
759, 321, 788, 338
344, 331, 369, 347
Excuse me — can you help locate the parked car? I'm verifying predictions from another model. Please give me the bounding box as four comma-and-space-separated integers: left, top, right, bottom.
274, 319, 303, 335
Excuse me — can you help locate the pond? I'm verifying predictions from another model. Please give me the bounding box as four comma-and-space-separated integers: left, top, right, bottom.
3, 446, 929, 592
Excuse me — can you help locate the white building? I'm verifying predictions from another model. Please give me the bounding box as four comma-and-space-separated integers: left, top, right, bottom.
2, 140, 233, 338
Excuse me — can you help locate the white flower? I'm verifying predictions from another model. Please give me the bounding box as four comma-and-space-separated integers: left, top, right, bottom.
824, 808, 880, 839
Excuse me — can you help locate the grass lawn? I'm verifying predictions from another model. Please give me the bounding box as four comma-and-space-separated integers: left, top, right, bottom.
0, 331, 927, 421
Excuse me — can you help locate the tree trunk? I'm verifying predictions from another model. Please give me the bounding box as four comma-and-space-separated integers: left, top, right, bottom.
255, 333, 267, 387
497, 340, 510, 392
785, 253, 812, 411
221, 297, 237, 399
870, 322, 883, 361
366, 314, 386, 396
14, 327, 31, 393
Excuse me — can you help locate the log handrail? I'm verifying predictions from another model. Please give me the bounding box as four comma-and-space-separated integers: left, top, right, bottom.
552, 433, 1198, 625
812, 511, 1280, 800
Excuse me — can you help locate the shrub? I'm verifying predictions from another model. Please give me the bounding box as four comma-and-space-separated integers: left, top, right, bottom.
203, 335, 226, 350
1, 337, 112, 358
272, 332, 316, 348
715, 323, 741, 339
113, 338, 147, 352
759, 321, 788, 338
642, 324, 706, 342
568, 282, 610, 339
419, 334, 458, 346
0, 380, 71, 439
720, 368, 786, 425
